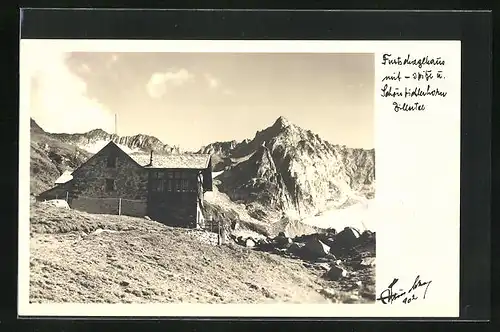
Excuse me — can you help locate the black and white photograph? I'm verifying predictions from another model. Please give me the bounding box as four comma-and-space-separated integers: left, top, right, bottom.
25, 47, 377, 305
16, 9, 489, 320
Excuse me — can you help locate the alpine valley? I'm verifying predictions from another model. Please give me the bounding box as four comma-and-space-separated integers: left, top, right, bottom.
30, 116, 375, 236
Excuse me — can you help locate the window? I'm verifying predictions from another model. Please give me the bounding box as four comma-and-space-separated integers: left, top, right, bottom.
167, 172, 174, 179
105, 179, 115, 192
167, 179, 173, 192
175, 179, 181, 192
174, 172, 181, 179
157, 171, 164, 179
152, 179, 164, 192
181, 179, 189, 192
107, 155, 117, 168
157, 180, 164, 192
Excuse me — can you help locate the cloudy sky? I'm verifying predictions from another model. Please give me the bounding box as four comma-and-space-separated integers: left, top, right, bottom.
25, 49, 374, 151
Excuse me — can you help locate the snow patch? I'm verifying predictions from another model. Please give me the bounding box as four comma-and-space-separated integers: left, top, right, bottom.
40, 199, 70, 209
212, 171, 224, 179
92, 228, 119, 235
54, 170, 73, 184
78, 140, 141, 154
299, 199, 377, 232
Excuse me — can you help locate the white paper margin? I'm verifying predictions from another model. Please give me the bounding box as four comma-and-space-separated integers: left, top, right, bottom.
19, 39, 461, 318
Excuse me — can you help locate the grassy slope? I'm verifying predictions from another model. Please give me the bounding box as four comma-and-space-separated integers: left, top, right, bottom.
29, 203, 374, 304
30, 139, 61, 195
30, 131, 92, 195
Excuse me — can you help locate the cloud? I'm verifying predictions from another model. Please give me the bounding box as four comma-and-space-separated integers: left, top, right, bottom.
106, 53, 119, 68
21, 47, 114, 133
204, 73, 220, 89
146, 68, 194, 98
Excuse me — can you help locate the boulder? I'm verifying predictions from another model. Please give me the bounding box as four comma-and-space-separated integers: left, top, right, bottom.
359, 230, 375, 244
288, 242, 305, 254
325, 227, 337, 236
275, 233, 292, 248
316, 263, 332, 271
360, 257, 376, 268
325, 264, 348, 281
144, 216, 152, 221
293, 233, 317, 244
319, 288, 337, 300
324, 237, 336, 247
245, 238, 256, 248
272, 247, 288, 256
303, 238, 331, 258
317, 233, 330, 243
257, 239, 275, 252
231, 220, 239, 231
335, 227, 362, 249
236, 236, 246, 246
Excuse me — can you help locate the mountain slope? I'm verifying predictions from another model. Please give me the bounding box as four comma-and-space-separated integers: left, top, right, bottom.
31, 203, 366, 304
29, 118, 182, 194
50, 129, 181, 154
30, 116, 375, 229
30, 119, 92, 194
212, 117, 375, 222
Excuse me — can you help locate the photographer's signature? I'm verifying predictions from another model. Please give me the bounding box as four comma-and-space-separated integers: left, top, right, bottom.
376, 275, 432, 304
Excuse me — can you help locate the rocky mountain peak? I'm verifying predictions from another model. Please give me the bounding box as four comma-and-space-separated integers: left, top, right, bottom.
214, 117, 375, 221
85, 128, 109, 138
273, 116, 291, 129
30, 118, 45, 133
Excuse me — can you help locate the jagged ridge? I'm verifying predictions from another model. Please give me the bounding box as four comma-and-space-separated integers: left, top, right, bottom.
213, 116, 375, 222
30, 116, 375, 226
50, 129, 181, 154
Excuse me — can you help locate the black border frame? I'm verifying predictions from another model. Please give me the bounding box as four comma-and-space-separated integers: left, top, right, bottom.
11, 8, 492, 325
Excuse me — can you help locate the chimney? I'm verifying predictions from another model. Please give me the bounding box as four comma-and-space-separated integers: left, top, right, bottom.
150, 150, 153, 165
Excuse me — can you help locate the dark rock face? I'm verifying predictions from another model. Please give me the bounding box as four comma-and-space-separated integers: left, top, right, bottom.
210, 117, 375, 222
217, 144, 294, 215
325, 264, 348, 281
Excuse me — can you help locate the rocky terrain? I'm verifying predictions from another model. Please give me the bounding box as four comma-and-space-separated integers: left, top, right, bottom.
29, 202, 375, 304
29, 119, 180, 195
203, 117, 375, 223
31, 117, 375, 227
29, 116, 377, 304
50, 128, 181, 155
30, 119, 92, 194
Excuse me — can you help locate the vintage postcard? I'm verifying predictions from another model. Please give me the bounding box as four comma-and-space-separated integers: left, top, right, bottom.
19, 39, 460, 317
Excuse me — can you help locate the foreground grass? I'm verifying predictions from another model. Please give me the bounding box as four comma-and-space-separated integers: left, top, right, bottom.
30, 203, 358, 304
